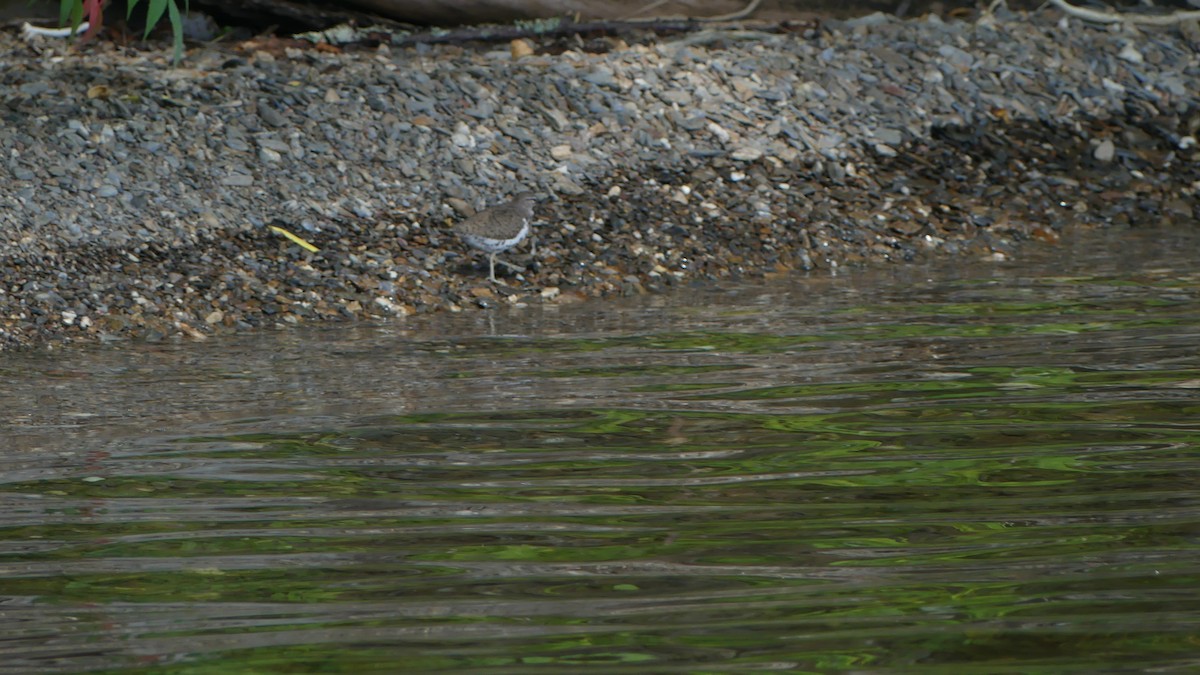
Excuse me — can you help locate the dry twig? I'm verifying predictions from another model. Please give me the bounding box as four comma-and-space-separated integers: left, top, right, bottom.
1048, 0, 1200, 26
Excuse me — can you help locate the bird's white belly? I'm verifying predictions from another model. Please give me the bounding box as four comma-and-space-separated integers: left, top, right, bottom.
462, 221, 530, 253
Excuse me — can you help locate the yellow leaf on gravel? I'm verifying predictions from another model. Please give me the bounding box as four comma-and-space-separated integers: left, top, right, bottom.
268, 225, 319, 252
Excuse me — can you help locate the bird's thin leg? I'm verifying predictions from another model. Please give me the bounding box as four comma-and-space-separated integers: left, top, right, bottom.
488, 255, 498, 283
494, 256, 525, 273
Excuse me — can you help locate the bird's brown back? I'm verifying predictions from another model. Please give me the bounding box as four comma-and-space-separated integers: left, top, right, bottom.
454, 193, 536, 239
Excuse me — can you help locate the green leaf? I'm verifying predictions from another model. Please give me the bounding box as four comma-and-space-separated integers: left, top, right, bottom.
166, 0, 185, 65
68, 0, 83, 33
127, 0, 143, 20
144, 0, 167, 40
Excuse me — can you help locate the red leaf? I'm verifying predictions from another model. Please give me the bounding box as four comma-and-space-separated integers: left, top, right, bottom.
82, 0, 106, 40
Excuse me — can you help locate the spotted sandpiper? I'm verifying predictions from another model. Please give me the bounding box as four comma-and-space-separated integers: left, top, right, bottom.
452, 191, 536, 282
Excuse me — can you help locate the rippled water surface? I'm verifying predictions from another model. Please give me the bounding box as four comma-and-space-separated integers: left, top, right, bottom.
2, 226, 1198, 673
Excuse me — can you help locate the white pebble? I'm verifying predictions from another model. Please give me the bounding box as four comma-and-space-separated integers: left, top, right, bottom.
1118, 44, 1143, 65
731, 146, 763, 161
706, 121, 731, 144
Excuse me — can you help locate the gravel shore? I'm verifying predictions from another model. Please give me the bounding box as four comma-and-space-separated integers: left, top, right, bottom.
1, 9, 1197, 349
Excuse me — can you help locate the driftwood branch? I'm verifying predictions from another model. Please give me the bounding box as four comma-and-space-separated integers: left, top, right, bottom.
625, 0, 765, 22
700, 0, 765, 22
342, 0, 767, 26
307, 14, 807, 47
390, 19, 755, 45
1048, 0, 1200, 26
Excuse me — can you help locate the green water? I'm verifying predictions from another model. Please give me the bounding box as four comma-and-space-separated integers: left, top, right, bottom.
1, 226, 1197, 673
